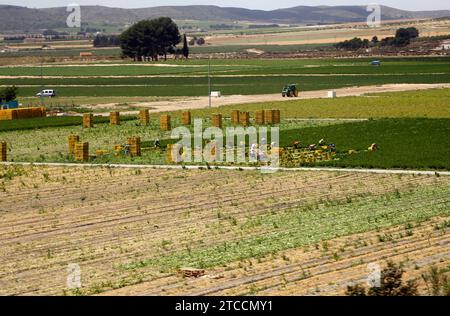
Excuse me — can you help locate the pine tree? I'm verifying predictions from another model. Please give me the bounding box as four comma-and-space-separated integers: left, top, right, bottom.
182, 34, 189, 59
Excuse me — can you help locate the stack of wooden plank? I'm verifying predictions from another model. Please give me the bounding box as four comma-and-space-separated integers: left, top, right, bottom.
179, 268, 206, 278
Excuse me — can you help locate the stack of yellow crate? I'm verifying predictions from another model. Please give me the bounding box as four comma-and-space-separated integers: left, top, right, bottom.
273, 109, 280, 124
0, 142, 6, 162
113, 144, 124, 156
75, 142, 89, 162
182, 111, 191, 125
255, 110, 265, 125
139, 109, 150, 125
166, 144, 182, 163
68, 135, 80, 155
264, 109, 274, 124
95, 149, 108, 156
127, 137, 141, 157
160, 115, 171, 131
239, 111, 250, 127
264, 109, 281, 124
110, 111, 120, 125
0, 107, 46, 121
83, 113, 93, 128
0, 110, 14, 120
231, 110, 240, 124
212, 114, 222, 128
15, 107, 44, 119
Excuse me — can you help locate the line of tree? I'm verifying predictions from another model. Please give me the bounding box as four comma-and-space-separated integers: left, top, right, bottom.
93, 35, 120, 47
119, 17, 184, 61
334, 37, 371, 50
3, 36, 26, 42
334, 27, 420, 50
210, 24, 242, 30
380, 27, 420, 47
248, 24, 280, 29
43, 29, 69, 38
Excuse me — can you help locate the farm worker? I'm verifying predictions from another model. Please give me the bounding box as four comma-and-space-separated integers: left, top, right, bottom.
308, 144, 316, 151
293, 141, 300, 149
368, 143, 378, 151
319, 138, 326, 146
181, 148, 188, 161
154, 138, 161, 148
260, 137, 267, 146
258, 147, 267, 162
250, 143, 258, 160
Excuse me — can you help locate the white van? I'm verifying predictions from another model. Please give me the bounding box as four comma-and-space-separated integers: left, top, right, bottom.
36, 89, 56, 97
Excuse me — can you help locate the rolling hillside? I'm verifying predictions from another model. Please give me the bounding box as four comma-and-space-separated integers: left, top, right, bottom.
0, 4, 449, 32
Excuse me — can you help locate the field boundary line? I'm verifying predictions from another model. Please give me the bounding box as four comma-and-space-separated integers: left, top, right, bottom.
1, 162, 449, 176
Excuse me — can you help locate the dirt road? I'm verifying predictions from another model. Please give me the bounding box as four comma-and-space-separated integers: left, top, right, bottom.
86, 83, 450, 115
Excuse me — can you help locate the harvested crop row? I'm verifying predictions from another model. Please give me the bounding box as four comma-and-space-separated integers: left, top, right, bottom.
115, 216, 450, 296
0, 165, 448, 295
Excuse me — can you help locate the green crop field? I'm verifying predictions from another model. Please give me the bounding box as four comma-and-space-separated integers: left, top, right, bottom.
8, 74, 450, 98
0, 117, 343, 163
0, 115, 136, 132
1, 56, 449, 98
279, 118, 450, 170
4, 74, 450, 97
1, 57, 449, 171
2, 57, 449, 76
175, 89, 450, 119
1, 89, 449, 170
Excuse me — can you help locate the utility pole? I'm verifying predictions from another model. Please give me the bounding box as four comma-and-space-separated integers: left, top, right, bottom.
208, 56, 211, 108
40, 57, 44, 107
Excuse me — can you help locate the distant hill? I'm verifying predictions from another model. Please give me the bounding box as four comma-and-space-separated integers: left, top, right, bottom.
1, 4, 449, 32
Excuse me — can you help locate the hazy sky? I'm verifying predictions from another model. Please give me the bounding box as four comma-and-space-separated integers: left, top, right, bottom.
0, 0, 449, 11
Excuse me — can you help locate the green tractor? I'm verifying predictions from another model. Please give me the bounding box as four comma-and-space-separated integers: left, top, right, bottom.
282, 84, 299, 97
